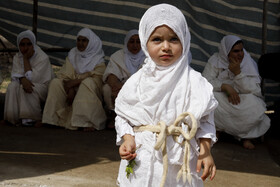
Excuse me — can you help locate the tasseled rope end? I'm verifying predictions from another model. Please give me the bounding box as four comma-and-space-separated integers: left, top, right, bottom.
187, 172, 192, 184
176, 169, 192, 184
176, 169, 182, 182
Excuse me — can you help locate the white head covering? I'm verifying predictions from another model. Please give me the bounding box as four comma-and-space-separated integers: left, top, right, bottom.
209, 35, 260, 83
115, 4, 217, 127
17, 30, 39, 57
124, 29, 146, 74
68, 28, 104, 74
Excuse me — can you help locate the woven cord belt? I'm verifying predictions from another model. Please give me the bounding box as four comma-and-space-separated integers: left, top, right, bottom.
133, 112, 197, 187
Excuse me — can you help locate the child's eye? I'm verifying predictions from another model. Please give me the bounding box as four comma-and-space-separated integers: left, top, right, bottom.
152, 37, 161, 42
170, 37, 179, 42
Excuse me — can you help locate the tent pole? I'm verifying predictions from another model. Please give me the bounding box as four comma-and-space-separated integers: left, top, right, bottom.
262, 0, 268, 55
32, 0, 38, 38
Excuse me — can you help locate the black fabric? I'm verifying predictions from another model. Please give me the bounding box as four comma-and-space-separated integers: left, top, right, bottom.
258, 53, 280, 82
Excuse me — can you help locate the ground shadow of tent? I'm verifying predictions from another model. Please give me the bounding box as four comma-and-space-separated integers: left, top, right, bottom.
0, 125, 119, 181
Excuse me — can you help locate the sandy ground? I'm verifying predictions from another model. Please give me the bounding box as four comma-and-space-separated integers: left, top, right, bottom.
0, 124, 279, 187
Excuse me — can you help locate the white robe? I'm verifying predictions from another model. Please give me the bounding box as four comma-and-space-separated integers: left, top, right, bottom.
4, 47, 53, 124
103, 49, 132, 83
202, 62, 270, 138
102, 49, 132, 109
115, 4, 218, 187
42, 58, 107, 130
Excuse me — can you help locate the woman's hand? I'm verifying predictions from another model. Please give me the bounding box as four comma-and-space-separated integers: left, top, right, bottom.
66, 88, 76, 106
23, 47, 35, 60
111, 82, 123, 99
119, 134, 137, 160
228, 56, 241, 76
20, 77, 34, 93
23, 48, 34, 72
221, 84, 240, 105
63, 80, 78, 93
197, 138, 216, 181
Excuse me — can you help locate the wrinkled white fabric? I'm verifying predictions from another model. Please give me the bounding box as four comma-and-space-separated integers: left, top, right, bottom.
5, 30, 53, 124
202, 35, 270, 139
124, 29, 146, 74
115, 3, 218, 187
208, 35, 260, 83
115, 5, 217, 127
68, 28, 104, 74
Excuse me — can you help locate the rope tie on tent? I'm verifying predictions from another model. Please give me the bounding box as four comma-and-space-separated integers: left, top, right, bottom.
133, 112, 197, 187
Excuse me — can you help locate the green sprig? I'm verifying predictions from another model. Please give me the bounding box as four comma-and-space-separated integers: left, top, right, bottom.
125, 159, 137, 178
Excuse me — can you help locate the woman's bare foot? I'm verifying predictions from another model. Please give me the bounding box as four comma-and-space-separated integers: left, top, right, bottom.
34, 121, 43, 127
0, 120, 13, 126
243, 139, 255, 150
0, 120, 7, 126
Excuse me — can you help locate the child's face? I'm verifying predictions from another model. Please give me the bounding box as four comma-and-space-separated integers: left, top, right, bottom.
146, 25, 182, 67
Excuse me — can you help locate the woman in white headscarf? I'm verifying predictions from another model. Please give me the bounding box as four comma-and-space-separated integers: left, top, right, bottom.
202, 35, 270, 149
42, 28, 107, 130
3, 30, 54, 126
115, 4, 218, 187
102, 29, 145, 128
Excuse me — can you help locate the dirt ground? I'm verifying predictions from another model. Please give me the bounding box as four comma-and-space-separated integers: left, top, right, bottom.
0, 123, 280, 187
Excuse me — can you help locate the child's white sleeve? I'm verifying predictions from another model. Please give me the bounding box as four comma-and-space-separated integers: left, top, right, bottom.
115, 115, 135, 145
195, 111, 217, 146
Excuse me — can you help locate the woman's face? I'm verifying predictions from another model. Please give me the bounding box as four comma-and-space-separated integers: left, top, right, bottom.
127, 34, 141, 54
19, 38, 33, 55
77, 36, 89, 52
228, 42, 244, 63
146, 25, 182, 67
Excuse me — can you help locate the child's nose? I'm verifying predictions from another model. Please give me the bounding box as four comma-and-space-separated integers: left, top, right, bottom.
162, 41, 170, 50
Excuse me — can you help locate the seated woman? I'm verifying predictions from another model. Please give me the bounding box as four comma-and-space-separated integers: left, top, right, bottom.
3, 30, 54, 126
42, 28, 107, 131
102, 29, 145, 128
202, 35, 270, 149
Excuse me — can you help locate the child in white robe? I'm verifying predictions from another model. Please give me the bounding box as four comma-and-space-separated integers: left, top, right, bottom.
115, 3, 218, 187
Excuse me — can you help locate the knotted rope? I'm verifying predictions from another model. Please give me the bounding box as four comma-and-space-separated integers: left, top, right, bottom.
133, 112, 197, 187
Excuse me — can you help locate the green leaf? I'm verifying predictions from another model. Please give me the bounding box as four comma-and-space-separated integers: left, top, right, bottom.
125, 159, 137, 178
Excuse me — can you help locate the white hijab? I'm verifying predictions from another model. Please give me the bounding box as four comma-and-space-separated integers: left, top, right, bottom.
68, 28, 104, 74
124, 29, 146, 74
16, 30, 39, 60
209, 35, 260, 83
115, 4, 217, 127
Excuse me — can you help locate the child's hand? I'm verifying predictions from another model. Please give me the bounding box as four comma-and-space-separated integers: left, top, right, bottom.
197, 138, 216, 181
119, 134, 137, 160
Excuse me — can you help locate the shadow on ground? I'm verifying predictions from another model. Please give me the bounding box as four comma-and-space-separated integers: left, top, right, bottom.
0, 124, 119, 181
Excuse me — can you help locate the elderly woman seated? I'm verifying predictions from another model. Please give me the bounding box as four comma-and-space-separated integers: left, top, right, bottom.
3, 30, 54, 126
102, 29, 145, 128
42, 28, 107, 131
202, 35, 270, 149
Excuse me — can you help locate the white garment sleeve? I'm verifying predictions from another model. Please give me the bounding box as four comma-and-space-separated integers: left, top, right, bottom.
195, 111, 217, 146
233, 73, 262, 96
202, 63, 223, 92
24, 70, 33, 81
115, 115, 135, 145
